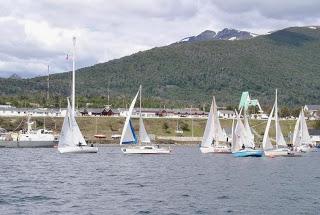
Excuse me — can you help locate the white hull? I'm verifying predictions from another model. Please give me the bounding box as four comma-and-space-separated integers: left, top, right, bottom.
58, 146, 98, 153
200, 145, 231, 154
0, 140, 56, 148
264, 148, 294, 157
121, 145, 171, 154
295, 145, 317, 153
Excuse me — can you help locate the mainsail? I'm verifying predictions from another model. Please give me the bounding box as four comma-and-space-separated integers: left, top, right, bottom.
292, 112, 302, 147
139, 117, 151, 143
274, 89, 286, 147
58, 99, 87, 148
243, 114, 254, 148
232, 110, 248, 152
201, 99, 214, 147
201, 97, 225, 147
262, 105, 275, 150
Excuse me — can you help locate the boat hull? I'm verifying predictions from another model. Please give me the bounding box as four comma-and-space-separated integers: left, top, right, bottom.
58, 146, 98, 153
200, 145, 231, 154
264, 148, 294, 157
295, 145, 317, 153
232, 149, 263, 157
0, 140, 57, 148
121, 145, 171, 154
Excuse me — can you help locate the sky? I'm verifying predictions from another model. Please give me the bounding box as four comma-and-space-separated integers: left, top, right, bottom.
0, 0, 320, 78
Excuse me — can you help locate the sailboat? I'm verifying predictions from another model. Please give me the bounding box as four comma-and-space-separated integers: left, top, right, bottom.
231, 109, 263, 157
262, 90, 294, 157
120, 85, 171, 154
292, 108, 316, 153
57, 37, 98, 154
200, 97, 231, 153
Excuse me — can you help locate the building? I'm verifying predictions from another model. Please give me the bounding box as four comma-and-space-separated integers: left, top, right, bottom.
0, 106, 66, 117
304, 105, 320, 119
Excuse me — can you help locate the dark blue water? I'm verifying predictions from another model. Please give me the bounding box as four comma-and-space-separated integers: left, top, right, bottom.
0, 146, 319, 215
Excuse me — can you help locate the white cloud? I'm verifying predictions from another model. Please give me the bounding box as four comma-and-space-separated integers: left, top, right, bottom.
0, 0, 319, 77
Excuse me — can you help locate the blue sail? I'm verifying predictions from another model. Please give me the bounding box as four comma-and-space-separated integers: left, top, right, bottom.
121, 120, 137, 144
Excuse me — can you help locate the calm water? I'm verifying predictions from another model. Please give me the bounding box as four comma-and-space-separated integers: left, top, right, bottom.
0, 146, 319, 215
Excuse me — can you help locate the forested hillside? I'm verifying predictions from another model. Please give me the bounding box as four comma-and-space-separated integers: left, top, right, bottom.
1, 26, 320, 108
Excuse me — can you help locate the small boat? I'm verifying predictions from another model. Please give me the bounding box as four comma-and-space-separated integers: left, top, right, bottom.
231, 109, 262, 157
262, 90, 296, 157
57, 37, 97, 154
292, 108, 317, 153
199, 96, 231, 154
120, 85, 171, 154
94, 134, 106, 139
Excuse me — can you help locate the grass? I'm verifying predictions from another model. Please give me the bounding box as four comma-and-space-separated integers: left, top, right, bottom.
0, 117, 317, 142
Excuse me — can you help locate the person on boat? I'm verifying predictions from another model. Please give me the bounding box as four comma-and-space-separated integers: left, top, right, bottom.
241, 144, 245, 150
91, 143, 94, 147
78, 142, 83, 147
211, 139, 215, 146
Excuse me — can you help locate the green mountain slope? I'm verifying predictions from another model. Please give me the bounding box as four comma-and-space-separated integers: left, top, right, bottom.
1, 26, 320, 107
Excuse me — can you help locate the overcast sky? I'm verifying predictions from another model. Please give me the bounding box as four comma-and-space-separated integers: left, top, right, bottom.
0, 0, 320, 78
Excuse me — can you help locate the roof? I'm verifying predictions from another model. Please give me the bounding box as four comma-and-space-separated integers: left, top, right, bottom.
308, 129, 320, 135
305, 105, 320, 111
218, 110, 235, 114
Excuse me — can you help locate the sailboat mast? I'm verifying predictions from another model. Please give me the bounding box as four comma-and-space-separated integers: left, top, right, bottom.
47, 65, 50, 101
275, 89, 278, 148
72, 36, 76, 115
139, 85, 142, 144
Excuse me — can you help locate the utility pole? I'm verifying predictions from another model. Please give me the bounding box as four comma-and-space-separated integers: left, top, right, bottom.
191, 105, 194, 137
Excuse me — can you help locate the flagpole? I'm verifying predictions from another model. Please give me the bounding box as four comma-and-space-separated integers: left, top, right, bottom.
72, 36, 76, 114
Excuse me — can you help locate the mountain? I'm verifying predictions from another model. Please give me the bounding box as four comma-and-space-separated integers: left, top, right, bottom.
8, 73, 22, 80
180, 28, 257, 42
1, 26, 320, 107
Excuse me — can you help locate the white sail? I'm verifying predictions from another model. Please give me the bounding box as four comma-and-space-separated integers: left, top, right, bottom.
232, 110, 247, 152
292, 112, 301, 147
201, 99, 214, 147
243, 114, 254, 148
58, 99, 87, 148
274, 89, 286, 147
265, 136, 273, 150
120, 90, 139, 145
262, 105, 275, 150
139, 117, 151, 143
275, 121, 286, 147
212, 97, 225, 142
300, 109, 312, 145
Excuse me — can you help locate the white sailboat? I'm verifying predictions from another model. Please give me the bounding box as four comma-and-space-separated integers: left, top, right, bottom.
262, 90, 294, 157
120, 85, 171, 154
58, 37, 98, 154
231, 109, 263, 157
292, 108, 316, 153
200, 97, 231, 153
